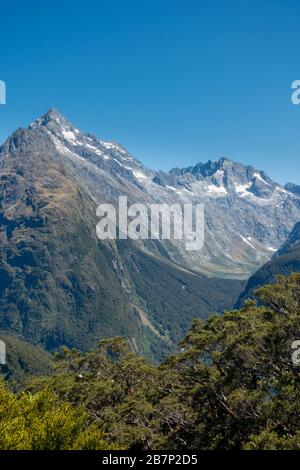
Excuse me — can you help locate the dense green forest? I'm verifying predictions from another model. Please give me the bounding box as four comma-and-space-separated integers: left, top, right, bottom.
1, 273, 300, 450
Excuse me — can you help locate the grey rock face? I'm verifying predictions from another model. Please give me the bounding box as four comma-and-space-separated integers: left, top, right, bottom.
237, 221, 300, 307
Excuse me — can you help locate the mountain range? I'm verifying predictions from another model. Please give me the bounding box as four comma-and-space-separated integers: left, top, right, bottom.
24, 109, 300, 279
0, 108, 299, 360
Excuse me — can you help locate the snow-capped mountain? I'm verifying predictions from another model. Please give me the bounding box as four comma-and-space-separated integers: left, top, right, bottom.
0, 109, 244, 357
23, 109, 300, 279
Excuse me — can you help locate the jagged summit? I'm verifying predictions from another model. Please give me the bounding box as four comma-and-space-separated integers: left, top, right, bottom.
39, 107, 65, 121
237, 220, 300, 306
156, 156, 278, 202
44, 107, 65, 119
29, 108, 72, 129
24, 111, 277, 194
29, 108, 77, 141
170, 157, 272, 182
28, 108, 135, 165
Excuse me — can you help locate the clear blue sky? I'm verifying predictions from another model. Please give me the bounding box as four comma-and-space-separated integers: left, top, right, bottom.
0, 0, 300, 184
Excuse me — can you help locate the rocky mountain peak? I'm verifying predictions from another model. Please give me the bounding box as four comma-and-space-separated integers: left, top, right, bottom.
29, 108, 72, 130
0, 127, 49, 156
28, 109, 132, 159
28, 108, 78, 144
167, 157, 275, 196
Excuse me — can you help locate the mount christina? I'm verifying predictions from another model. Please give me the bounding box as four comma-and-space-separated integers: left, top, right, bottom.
0, 109, 299, 359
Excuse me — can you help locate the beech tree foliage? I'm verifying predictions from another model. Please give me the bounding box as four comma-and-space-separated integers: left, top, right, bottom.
1, 273, 300, 450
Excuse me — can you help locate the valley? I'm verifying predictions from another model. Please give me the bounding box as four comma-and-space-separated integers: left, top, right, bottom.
0, 109, 299, 363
